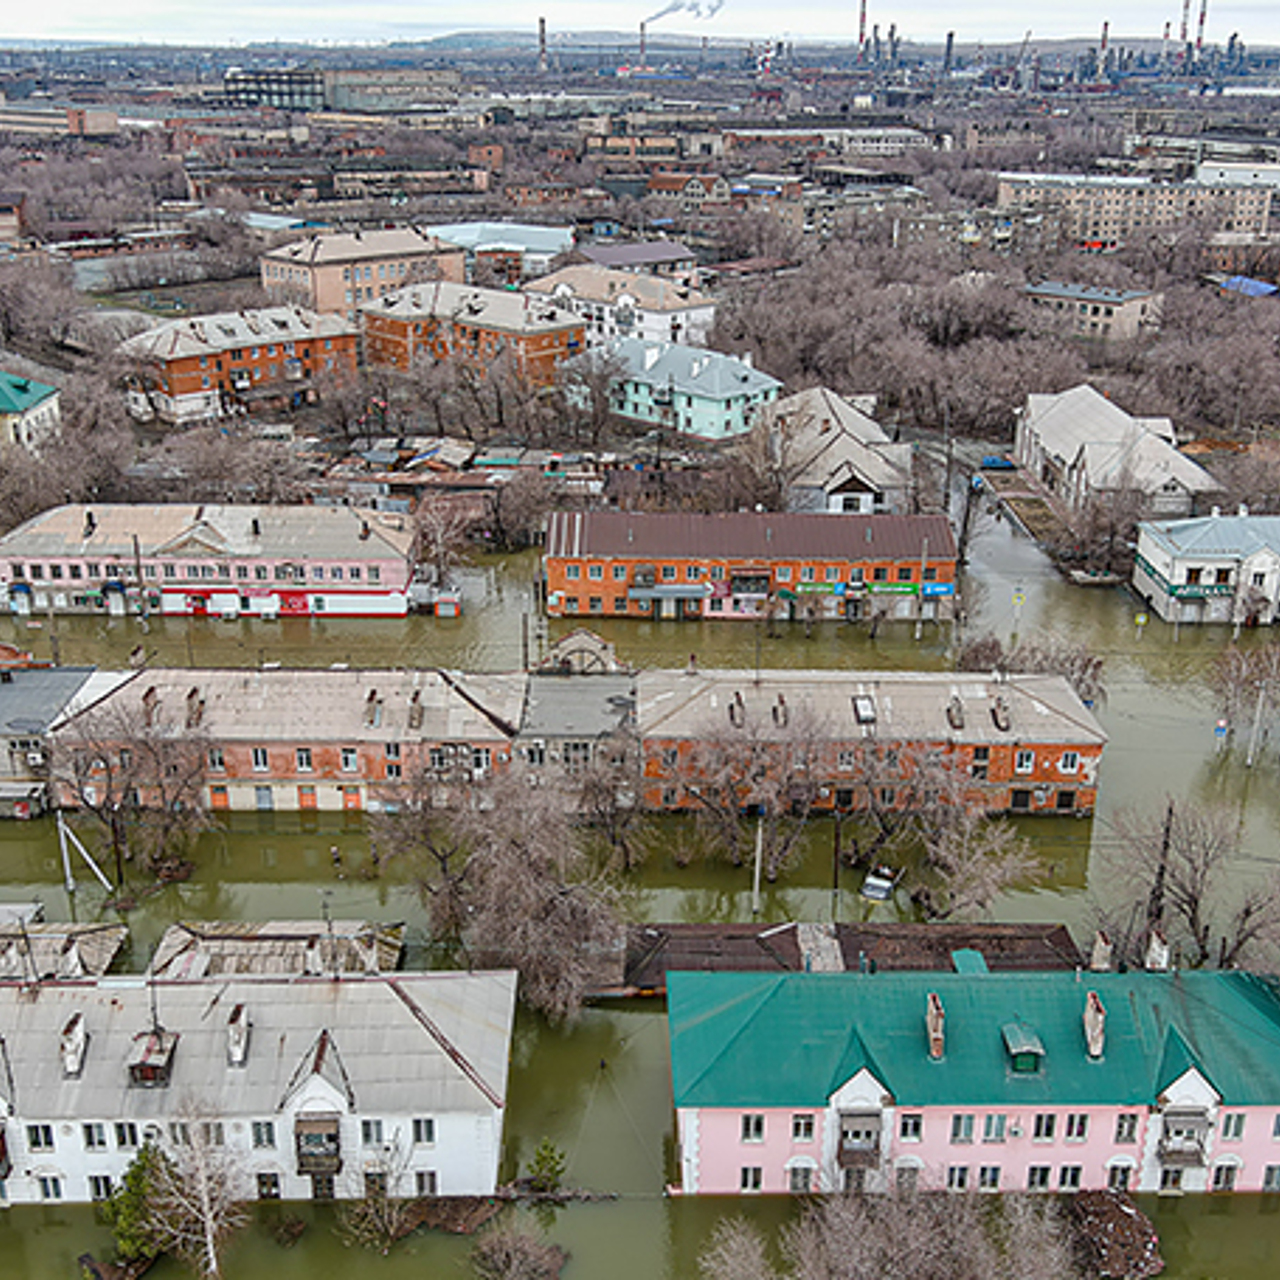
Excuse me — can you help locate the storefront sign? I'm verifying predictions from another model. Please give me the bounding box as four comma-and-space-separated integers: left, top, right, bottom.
921, 581, 955, 597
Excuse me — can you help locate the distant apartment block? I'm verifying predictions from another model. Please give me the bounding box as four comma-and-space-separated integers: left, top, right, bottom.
997, 172, 1271, 249
261, 230, 465, 319
224, 66, 460, 112
645, 173, 732, 212
361, 282, 585, 386
1024, 282, 1162, 340
0, 504, 414, 619
120, 307, 357, 425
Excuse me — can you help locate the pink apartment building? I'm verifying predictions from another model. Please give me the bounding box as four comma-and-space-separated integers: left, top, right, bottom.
669, 968, 1280, 1197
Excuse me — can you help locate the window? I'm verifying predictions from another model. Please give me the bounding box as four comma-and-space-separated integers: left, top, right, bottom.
1115, 1113, 1138, 1144
1060, 751, 1080, 774
1027, 1166, 1050, 1190
1059, 1165, 1082, 1191
83, 1122, 107, 1150
341, 747, 358, 772
686, 565, 702, 581
983, 1114, 1006, 1144
1015, 749, 1035, 774
330, 566, 342, 581
661, 565, 676, 581
1222, 1113, 1246, 1141
1066, 1114, 1089, 1142
897, 566, 912, 582
789, 1166, 813, 1192
971, 746, 989, 781
115, 1122, 138, 1149
364, 1172, 387, 1198
1264, 1166, 1280, 1192
413, 1118, 436, 1145
39, 1176, 62, 1201
612, 564, 627, 581
312, 1174, 335, 1201
800, 566, 814, 583
979, 1166, 1001, 1190
951, 1114, 974, 1144
252, 747, 269, 771
587, 564, 603, 580
385, 742, 400, 760
1109, 1165, 1132, 1191
873, 566, 888, 582
416, 1170, 438, 1196
252, 1121, 276, 1149
258, 1173, 281, 1200
361, 1119, 384, 1146
208, 747, 225, 770
947, 1166, 969, 1190
89, 1175, 113, 1200
740, 1166, 763, 1192
170, 1123, 190, 1146
296, 747, 313, 772
589, 596, 603, 613
741, 1114, 764, 1143
27, 1124, 53, 1151
1161, 1168, 1183, 1192
792, 1114, 814, 1142
825, 566, 840, 582
473, 747, 492, 774
1212, 1164, 1238, 1192
1033, 1114, 1056, 1142
386, 763, 402, 780
900, 1113, 922, 1141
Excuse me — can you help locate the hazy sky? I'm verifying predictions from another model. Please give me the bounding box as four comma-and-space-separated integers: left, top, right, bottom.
8, 0, 1280, 49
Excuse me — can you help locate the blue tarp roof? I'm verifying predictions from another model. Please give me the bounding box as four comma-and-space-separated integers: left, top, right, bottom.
1221, 275, 1279, 298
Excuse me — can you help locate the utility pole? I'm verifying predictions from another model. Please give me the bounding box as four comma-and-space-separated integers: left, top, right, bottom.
915, 535, 929, 641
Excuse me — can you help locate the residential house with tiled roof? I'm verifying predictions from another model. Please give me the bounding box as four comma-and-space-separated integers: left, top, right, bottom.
668, 969, 1280, 1196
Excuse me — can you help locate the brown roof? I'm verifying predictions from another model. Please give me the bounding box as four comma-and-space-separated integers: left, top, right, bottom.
622, 922, 802, 992
546, 511, 956, 562
835, 923, 1082, 972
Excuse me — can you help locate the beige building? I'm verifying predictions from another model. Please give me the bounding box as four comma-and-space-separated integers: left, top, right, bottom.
1024, 282, 1162, 341
997, 172, 1272, 249
261, 229, 466, 319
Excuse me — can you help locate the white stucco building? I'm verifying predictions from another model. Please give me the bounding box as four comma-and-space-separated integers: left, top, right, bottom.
0, 970, 517, 1205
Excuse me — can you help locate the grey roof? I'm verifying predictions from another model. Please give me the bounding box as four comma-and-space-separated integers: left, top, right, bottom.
0, 971, 517, 1119
120, 307, 355, 361
546, 511, 956, 562
0, 666, 96, 736
0, 504, 413, 563
520, 673, 635, 740
1138, 513, 1280, 560
0, 923, 128, 980
149, 921, 405, 978
426, 221, 574, 254
636, 669, 1106, 747
575, 338, 781, 402
580, 240, 696, 269
1025, 281, 1155, 304
526, 264, 712, 313
262, 227, 461, 265
361, 281, 581, 336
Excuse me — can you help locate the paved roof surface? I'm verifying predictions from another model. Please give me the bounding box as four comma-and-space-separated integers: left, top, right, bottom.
579, 241, 695, 268
0, 371, 58, 415
526, 263, 712, 312
263, 227, 460, 264
0, 970, 517, 1118
0, 504, 414, 563
363, 281, 581, 335
1025, 281, 1155, 304
0, 665, 96, 736
635, 668, 1105, 747
120, 307, 355, 361
520, 672, 635, 739
546, 510, 955, 561
668, 969, 1280, 1109
1139, 513, 1280, 559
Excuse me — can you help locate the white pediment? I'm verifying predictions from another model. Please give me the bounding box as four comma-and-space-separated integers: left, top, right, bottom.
1159, 1065, 1220, 1110
829, 1066, 891, 1110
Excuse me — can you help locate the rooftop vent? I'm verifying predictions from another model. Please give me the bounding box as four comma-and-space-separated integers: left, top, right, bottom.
1145, 928, 1170, 972
926, 992, 945, 1060
1001, 1019, 1045, 1074
945, 694, 964, 731
1084, 991, 1106, 1059
227, 1003, 251, 1067
185, 687, 204, 729
1090, 930, 1113, 973
771, 693, 788, 727
61, 1011, 89, 1078
990, 693, 1012, 733
408, 689, 424, 730
852, 695, 877, 726
82, 510, 96, 539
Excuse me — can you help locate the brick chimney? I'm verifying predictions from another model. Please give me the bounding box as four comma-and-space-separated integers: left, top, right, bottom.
1090, 930, 1113, 972
227, 1003, 251, 1067
926, 991, 945, 1060
1084, 991, 1106, 1058
61, 1011, 89, 1077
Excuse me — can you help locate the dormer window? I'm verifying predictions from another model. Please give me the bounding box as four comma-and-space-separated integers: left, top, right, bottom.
1002, 1021, 1045, 1074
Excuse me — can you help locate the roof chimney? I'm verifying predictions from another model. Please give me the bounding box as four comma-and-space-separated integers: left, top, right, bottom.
227, 1003, 251, 1067
251, 517, 261, 537
1239, 503, 1249, 517
1145, 928, 1170, 971
185, 686, 204, 729
1084, 990, 1106, 1058
61, 1011, 89, 1078
926, 991, 945, 1060
1090, 930, 1113, 972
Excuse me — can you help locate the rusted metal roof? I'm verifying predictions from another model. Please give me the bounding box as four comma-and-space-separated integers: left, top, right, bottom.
620, 922, 802, 993
546, 511, 956, 561
835, 923, 1082, 972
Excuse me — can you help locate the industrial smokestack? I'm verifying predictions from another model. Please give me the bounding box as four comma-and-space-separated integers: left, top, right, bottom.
1179, 0, 1191, 44
1196, 0, 1207, 56
858, 0, 867, 61
887, 22, 897, 64
640, 20, 647, 64
872, 23, 881, 63
538, 17, 547, 73
1100, 20, 1109, 55
944, 31, 954, 75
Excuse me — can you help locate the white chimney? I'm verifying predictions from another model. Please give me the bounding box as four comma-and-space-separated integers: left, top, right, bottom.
741, 350, 754, 368
1239, 503, 1249, 517
927, 991, 945, 1060
1084, 990, 1106, 1058
61, 1011, 88, 1077
1090, 930, 1113, 972
1145, 929, 1170, 972
227, 1003, 251, 1067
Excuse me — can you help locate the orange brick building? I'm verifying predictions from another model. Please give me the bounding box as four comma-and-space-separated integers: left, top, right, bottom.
121, 307, 358, 426
361, 282, 585, 387
544, 512, 957, 623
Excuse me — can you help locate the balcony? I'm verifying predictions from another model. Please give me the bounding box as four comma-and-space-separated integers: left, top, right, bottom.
1158, 1114, 1209, 1167
295, 1117, 342, 1175
838, 1113, 881, 1168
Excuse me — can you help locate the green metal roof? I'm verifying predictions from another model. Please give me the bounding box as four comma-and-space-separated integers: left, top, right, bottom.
0, 372, 56, 416
667, 970, 1280, 1110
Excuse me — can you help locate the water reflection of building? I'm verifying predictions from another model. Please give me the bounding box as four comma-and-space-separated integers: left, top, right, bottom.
0, 970, 516, 1205
669, 968, 1280, 1196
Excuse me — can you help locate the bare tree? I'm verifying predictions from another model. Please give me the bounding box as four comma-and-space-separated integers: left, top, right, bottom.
957, 632, 1105, 706
919, 808, 1044, 921
1208, 640, 1280, 741
1099, 801, 1280, 969
698, 1216, 778, 1280
470, 1218, 567, 1280
575, 731, 647, 872
414, 497, 476, 589
146, 1106, 250, 1278
335, 1131, 416, 1255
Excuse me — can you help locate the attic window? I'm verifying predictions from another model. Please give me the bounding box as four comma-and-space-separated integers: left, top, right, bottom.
1001, 1021, 1045, 1074
853, 696, 877, 726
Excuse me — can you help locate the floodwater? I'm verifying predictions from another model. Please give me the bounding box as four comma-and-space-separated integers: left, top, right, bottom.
2, 519, 1280, 1277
